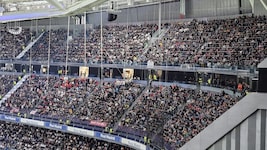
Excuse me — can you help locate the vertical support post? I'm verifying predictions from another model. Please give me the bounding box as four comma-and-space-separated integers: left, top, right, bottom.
65, 16, 70, 76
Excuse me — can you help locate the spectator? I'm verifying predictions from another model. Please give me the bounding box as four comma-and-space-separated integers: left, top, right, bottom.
0, 28, 34, 60
0, 121, 133, 150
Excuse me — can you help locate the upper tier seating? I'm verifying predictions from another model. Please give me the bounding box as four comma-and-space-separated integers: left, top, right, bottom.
0, 28, 33, 60
16, 15, 267, 69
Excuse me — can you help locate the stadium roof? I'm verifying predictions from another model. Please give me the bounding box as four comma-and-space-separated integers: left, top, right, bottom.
0, 0, 175, 23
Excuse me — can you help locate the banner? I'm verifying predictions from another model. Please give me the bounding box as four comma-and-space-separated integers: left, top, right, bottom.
121, 138, 147, 150
89, 120, 107, 127
44, 122, 67, 131
20, 118, 44, 126
94, 132, 121, 143
0, 114, 149, 150
0, 114, 20, 122
67, 126, 94, 136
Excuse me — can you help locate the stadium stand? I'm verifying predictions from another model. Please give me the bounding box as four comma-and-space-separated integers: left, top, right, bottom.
142, 15, 267, 68
74, 79, 145, 126
163, 90, 239, 148
0, 0, 265, 148
22, 24, 156, 64
0, 72, 243, 149
17, 15, 266, 70
201, 15, 267, 69
0, 28, 33, 60
0, 121, 133, 150
1, 74, 145, 128
0, 74, 21, 101
22, 29, 68, 61
73, 24, 157, 64
117, 84, 239, 149
119, 85, 192, 134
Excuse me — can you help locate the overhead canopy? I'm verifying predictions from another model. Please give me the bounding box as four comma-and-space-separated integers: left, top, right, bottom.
0, 0, 173, 23
0, 0, 108, 23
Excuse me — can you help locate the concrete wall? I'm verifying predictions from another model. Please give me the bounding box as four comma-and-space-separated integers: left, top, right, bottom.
13, 0, 255, 28
19, 17, 73, 27
12, 0, 255, 28
86, 1, 180, 26
17, 17, 89, 37
253, 0, 267, 15
17, 1, 180, 27
180, 93, 267, 150
207, 110, 266, 150
247, 0, 267, 15
241, 0, 253, 13
185, 0, 242, 18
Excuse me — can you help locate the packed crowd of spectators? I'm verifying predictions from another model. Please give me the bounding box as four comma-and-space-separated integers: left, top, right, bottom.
22, 29, 68, 61
119, 85, 195, 134
84, 24, 157, 64
9, 15, 266, 70
201, 15, 267, 69
0, 74, 21, 100
117, 84, 239, 149
1, 75, 144, 127
141, 15, 267, 69
23, 24, 156, 64
0, 15, 265, 70
0, 14, 263, 150
0, 28, 33, 60
1, 75, 96, 116
163, 90, 239, 148
75, 80, 145, 126
0, 74, 244, 149
140, 19, 219, 66
49, 24, 157, 63
0, 121, 132, 149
